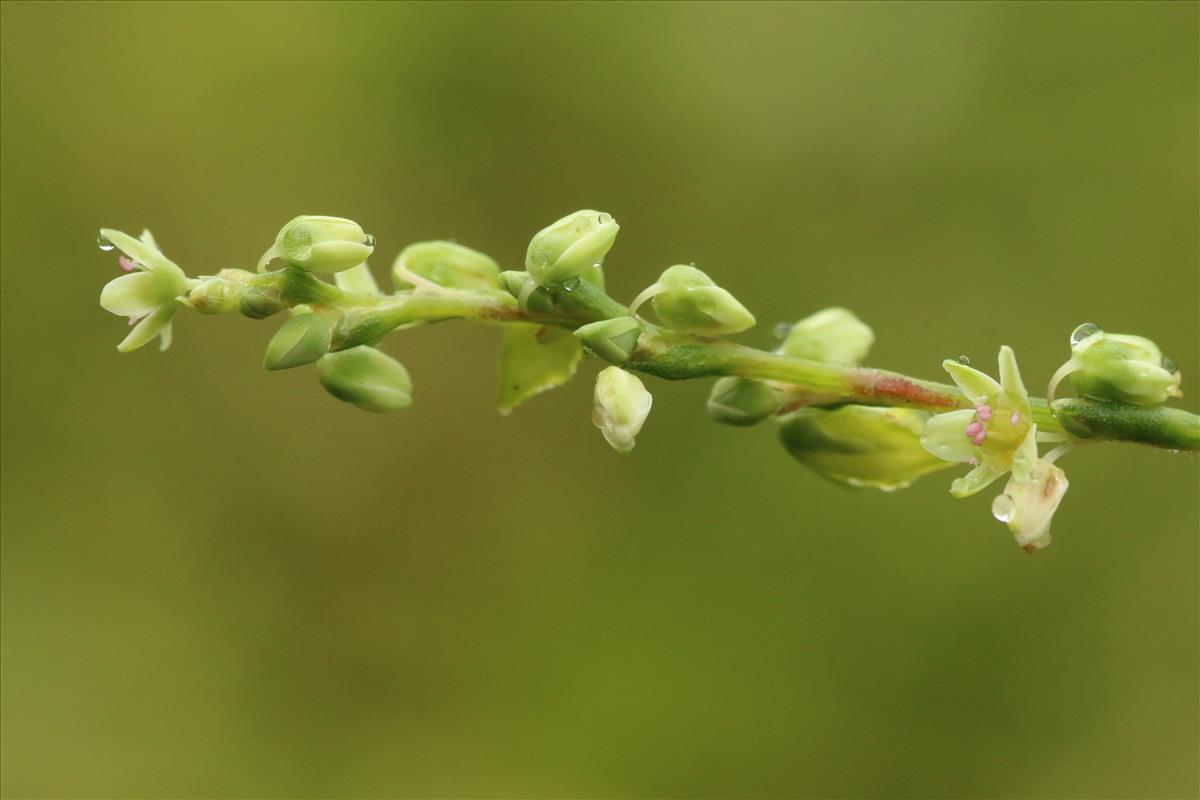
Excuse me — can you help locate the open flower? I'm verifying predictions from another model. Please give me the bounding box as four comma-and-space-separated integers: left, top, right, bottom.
920, 346, 1035, 497
98, 229, 197, 352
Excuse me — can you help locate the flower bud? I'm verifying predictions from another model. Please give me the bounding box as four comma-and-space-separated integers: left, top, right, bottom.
392, 241, 500, 291
574, 316, 642, 364
592, 366, 652, 454
525, 210, 619, 285
1050, 323, 1182, 405
266, 215, 375, 275
238, 286, 286, 319
706, 377, 776, 427
184, 270, 252, 314
316, 346, 413, 413
633, 265, 755, 335
777, 406, 952, 491
263, 313, 331, 371
779, 307, 874, 365
498, 270, 555, 313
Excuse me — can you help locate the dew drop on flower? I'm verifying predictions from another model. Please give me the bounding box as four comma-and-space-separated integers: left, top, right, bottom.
97, 234, 115, 251
363, 234, 376, 247
957, 355, 970, 365
1071, 323, 1102, 346
991, 494, 1015, 523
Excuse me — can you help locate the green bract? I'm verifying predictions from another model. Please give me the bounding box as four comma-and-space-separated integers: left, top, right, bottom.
574, 316, 642, 365
1048, 323, 1182, 406
316, 346, 413, 412
98, 228, 197, 352
261, 215, 374, 275
631, 265, 755, 335
707, 377, 776, 427
525, 209, 619, 285
779, 406, 953, 491
780, 307, 874, 365
393, 241, 500, 292
592, 366, 652, 454
335, 262, 382, 296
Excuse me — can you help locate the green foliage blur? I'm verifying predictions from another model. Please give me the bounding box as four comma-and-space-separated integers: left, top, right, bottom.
2, 2, 1197, 797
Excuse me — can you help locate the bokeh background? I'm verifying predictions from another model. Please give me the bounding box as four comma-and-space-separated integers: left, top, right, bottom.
2, 2, 1197, 797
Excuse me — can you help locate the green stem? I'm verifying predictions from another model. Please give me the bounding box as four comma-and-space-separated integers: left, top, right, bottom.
213, 266, 1198, 451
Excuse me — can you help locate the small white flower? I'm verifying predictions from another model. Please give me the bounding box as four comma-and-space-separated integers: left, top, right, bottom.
98, 229, 197, 352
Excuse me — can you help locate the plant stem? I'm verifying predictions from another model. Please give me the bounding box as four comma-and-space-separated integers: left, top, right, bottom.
226, 266, 1200, 451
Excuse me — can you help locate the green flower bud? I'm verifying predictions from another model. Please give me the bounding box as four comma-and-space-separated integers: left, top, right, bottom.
574, 316, 642, 364
263, 313, 331, 371
525, 210, 619, 285
592, 366, 652, 454
316, 346, 413, 413
238, 286, 286, 319
183, 269, 253, 314
706, 377, 776, 426
631, 265, 755, 335
262, 215, 375, 275
498, 270, 555, 313
392, 241, 501, 291
1048, 323, 1183, 406
777, 406, 953, 491
780, 307, 874, 365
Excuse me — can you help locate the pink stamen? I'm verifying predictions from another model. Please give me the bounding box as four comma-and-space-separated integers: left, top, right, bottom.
971, 431, 987, 446
118, 255, 137, 272
975, 404, 993, 421
965, 421, 983, 437
1010, 411, 1020, 425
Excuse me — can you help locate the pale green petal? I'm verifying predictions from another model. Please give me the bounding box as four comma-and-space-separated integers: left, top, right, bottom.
100, 228, 184, 279
997, 345, 1030, 409
942, 360, 1000, 402
158, 320, 173, 351
920, 409, 978, 463
100, 272, 166, 317
116, 304, 174, 352
950, 461, 1007, 498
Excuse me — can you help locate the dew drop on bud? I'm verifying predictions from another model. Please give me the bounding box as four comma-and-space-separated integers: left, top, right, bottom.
363, 234, 376, 247
773, 322, 793, 342
991, 494, 1015, 523
957, 355, 970, 365
97, 234, 114, 251
1162, 355, 1178, 373
1071, 322, 1102, 346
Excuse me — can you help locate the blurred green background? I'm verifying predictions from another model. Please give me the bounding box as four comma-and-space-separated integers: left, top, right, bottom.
2, 2, 1197, 797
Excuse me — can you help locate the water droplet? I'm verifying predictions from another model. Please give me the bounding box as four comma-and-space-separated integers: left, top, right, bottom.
362, 234, 376, 247
991, 494, 1015, 523
97, 234, 114, 251
1162, 356, 1178, 373
1070, 323, 1102, 347
774, 322, 794, 342
957, 355, 970, 365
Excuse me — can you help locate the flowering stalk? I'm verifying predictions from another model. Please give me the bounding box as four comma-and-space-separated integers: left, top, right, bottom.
96, 214, 1200, 553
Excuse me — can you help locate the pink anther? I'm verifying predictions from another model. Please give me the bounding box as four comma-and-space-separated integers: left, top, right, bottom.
971, 431, 987, 446
965, 421, 983, 437
1010, 411, 1020, 425
975, 404, 993, 421
118, 255, 137, 272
